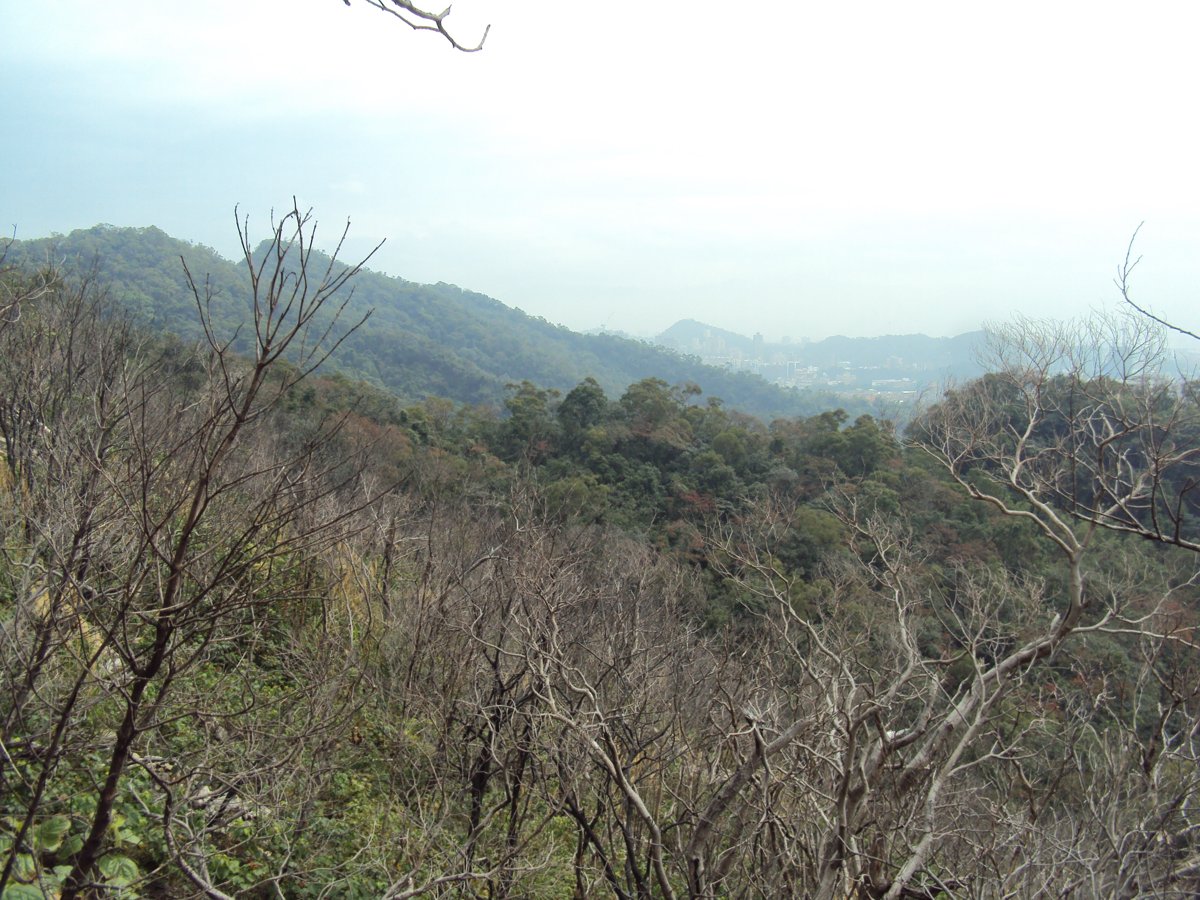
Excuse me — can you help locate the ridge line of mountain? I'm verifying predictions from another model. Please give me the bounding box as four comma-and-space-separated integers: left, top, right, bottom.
4, 224, 983, 419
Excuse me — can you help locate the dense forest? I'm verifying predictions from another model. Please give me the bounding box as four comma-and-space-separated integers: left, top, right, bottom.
2, 213, 1199, 898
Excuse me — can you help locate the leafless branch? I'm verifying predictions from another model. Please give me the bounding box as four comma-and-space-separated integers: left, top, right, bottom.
347, 0, 490, 52
1117, 223, 1200, 342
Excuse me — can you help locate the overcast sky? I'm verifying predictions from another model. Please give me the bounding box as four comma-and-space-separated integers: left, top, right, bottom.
3, 1, 1199, 340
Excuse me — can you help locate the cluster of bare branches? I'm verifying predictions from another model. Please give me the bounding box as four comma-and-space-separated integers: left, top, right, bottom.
316, 471, 1194, 897
918, 312, 1200, 553
904, 312, 1200, 896
0, 231, 56, 337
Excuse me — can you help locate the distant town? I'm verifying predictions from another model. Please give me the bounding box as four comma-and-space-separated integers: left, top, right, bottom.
653, 319, 986, 403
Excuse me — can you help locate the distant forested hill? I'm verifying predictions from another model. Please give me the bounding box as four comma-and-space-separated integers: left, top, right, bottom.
6, 225, 851, 418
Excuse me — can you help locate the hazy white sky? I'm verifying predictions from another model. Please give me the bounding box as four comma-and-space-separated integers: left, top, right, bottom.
3, 1, 1198, 339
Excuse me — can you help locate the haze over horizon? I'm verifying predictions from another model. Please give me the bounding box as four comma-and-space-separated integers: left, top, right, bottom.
4, 1, 1199, 342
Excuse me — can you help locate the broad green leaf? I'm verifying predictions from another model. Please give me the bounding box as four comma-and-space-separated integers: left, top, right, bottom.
98, 854, 139, 886
10, 854, 36, 882
33, 817, 70, 853
2, 884, 49, 900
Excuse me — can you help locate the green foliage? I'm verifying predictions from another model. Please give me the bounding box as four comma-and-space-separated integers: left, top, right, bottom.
0, 812, 141, 899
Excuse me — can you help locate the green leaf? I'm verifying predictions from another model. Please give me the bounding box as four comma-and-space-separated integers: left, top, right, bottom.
58, 835, 83, 859
33, 817, 71, 853
10, 853, 36, 882
2, 884, 49, 900
98, 853, 139, 886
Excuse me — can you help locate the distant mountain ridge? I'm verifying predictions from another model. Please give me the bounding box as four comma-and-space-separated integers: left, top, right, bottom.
655, 318, 986, 393
4, 225, 856, 420
657, 318, 984, 368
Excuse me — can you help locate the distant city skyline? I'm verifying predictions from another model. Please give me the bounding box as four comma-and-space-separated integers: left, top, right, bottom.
3, 1, 1199, 342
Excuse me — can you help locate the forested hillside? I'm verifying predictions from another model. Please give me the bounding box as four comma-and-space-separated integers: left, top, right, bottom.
2, 220, 1199, 898
3, 225, 852, 420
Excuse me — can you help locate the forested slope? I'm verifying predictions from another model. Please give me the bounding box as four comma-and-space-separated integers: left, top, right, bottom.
4, 225, 850, 419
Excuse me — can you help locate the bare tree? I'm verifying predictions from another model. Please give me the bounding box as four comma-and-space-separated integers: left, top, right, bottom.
908, 312, 1200, 896
700, 494, 1053, 898
0, 203, 385, 897
0, 231, 56, 337
918, 311, 1200, 552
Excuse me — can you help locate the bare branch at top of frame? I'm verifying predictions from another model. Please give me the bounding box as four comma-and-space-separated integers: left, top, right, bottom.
346, 0, 490, 52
